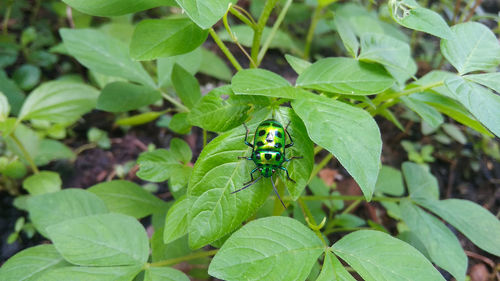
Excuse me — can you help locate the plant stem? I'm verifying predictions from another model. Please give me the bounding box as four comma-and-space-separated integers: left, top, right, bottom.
2, 1, 13, 35
251, 0, 279, 66
202, 129, 207, 148
297, 198, 328, 246
257, 0, 293, 64
149, 249, 218, 267
464, 0, 483, 22
229, 6, 256, 28
287, 195, 404, 202
303, 4, 323, 60
161, 92, 189, 113
10, 134, 39, 174
223, 7, 256, 67
308, 153, 333, 183
208, 28, 242, 71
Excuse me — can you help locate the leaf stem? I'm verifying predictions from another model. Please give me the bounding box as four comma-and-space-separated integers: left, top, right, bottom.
223, 6, 256, 67
2, 1, 13, 35
251, 0, 279, 67
10, 134, 39, 174
202, 129, 207, 148
257, 0, 293, 64
229, 6, 256, 28
297, 198, 328, 246
161, 92, 190, 113
149, 249, 218, 267
303, 4, 324, 60
208, 28, 243, 71
308, 153, 333, 183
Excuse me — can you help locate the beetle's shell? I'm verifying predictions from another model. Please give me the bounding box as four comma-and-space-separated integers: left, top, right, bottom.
251, 119, 286, 177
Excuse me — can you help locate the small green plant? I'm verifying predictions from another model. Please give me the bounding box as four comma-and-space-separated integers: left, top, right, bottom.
1, 0, 500, 281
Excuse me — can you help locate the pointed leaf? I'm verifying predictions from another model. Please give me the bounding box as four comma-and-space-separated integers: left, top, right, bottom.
145, 267, 190, 281
157, 48, 201, 88
163, 196, 191, 244
174, 0, 233, 29
285, 55, 312, 75
374, 165, 404, 196
401, 96, 444, 129
208, 217, 324, 281
136, 149, 180, 182
316, 251, 356, 281
62, 0, 174, 16
402, 162, 439, 200
464, 72, 500, 94
292, 95, 381, 201
97, 82, 161, 112
171, 64, 202, 109
37, 265, 142, 281
199, 48, 232, 81
23, 171, 61, 195
332, 16, 359, 58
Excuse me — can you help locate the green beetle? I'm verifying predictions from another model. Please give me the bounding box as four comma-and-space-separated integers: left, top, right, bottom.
232, 119, 302, 208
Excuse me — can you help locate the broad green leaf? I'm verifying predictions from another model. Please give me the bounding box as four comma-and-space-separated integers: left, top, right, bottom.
316, 251, 356, 281
169, 112, 192, 134
208, 217, 324, 281
400, 200, 466, 281
187, 112, 271, 249
188, 86, 254, 132
0, 70, 25, 115
34, 139, 76, 166
157, 48, 201, 88
152, 229, 191, 262
332, 16, 359, 58
199, 48, 232, 81
332, 230, 445, 281
37, 265, 142, 281
4, 124, 39, 164
19, 81, 99, 123
412, 70, 454, 98
274, 107, 314, 199
445, 76, 500, 137
163, 196, 191, 244
441, 22, 500, 74
285, 54, 312, 75
130, 18, 208, 61
88, 180, 166, 219
97, 82, 161, 113
47, 213, 149, 266
416, 199, 500, 256
170, 138, 192, 164
359, 33, 411, 75
62, 0, 174, 16
23, 171, 61, 195
169, 166, 192, 194
232, 69, 316, 99
402, 162, 439, 200
136, 149, 180, 182
292, 95, 381, 201
60, 28, 155, 87
145, 267, 190, 281
175, 0, 234, 29
27, 189, 108, 238
389, 0, 452, 39
464, 72, 500, 94
0, 245, 68, 281
374, 165, 404, 196
171, 64, 202, 109
401, 96, 444, 129
0, 91, 10, 121
13, 64, 41, 91
296, 57, 394, 95
115, 111, 165, 126
442, 123, 466, 144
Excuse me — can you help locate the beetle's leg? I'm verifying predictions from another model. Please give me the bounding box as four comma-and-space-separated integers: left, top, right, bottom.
284, 123, 294, 148
279, 166, 296, 183
243, 167, 259, 185
271, 175, 286, 208
243, 123, 253, 148
231, 175, 263, 194
284, 156, 303, 162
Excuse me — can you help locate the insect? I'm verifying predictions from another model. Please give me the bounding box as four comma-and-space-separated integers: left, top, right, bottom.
232, 119, 302, 208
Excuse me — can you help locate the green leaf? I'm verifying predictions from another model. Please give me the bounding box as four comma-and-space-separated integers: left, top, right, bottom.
171, 64, 202, 109
169, 112, 192, 134
88, 180, 166, 219
208, 217, 324, 281
97, 82, 161, 113
37, 265, 142, 281
402, 162, 439, 200
0, 91, 10, 121
152, 229, 191, 262
34, 139, 76, 166
18, 81, 98, 123
137, 149, 180, 182
445, 76, 500, 137
441, 22, 500, 74
0, 70, 25, 115
296, 57, 394, 95
157, 48, 201, 88
145, 267, 190, 281
62, 0, 173, 16
27, 189, 108, 238
284, 54, 312, 75
316, 251, 356, 281
332, 16, 359, 58
60, 28, 155, 87
400, 200, 467, 281
374, 165, 404, 196
12, 64, 41, 91
292, 95, 381, 201
274, 107, 314, 199
163, 196, 191, 244
23, 171, 61, 195
416, 199, 500, 256
0, 245, 68, 281
389, 0, 452, 39
4, 124, 39, 164
232, 69, 316, 99
199, 48, 232, 81
115, 111, 165, 126
464, 72, 500, 94
174, 0, 233, 29
130, 18, 208, 61
187, 85, 262, 132
401, 96, 444, 129
47, 213, 149, 266
332, 230, 445, 281
187, 113, 272, 249
218, 25, 300, 53
170, 138, 192, 164
359, 33, 411, 75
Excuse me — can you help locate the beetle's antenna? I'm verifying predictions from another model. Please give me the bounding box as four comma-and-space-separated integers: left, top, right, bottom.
270, 175, 286, 209
231, 176, 263, 194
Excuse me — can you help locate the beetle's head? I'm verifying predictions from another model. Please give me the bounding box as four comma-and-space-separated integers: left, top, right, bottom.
259, 166, 275, 178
